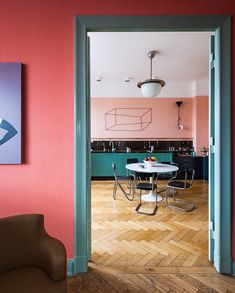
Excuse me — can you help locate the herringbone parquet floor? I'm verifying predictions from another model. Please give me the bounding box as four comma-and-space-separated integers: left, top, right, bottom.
68, 180, 235, 292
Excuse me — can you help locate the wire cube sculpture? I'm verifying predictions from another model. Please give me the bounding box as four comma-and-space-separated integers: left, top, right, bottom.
105, 108, 152, 131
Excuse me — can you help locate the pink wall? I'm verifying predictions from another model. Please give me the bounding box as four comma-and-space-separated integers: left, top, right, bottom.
193, 96, 209, 155
0, 0, 235, 259
91, 98, 193, 139
0, 0, 75, 258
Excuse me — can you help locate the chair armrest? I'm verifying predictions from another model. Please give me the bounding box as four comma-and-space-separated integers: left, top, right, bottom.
36, 236, 67, 281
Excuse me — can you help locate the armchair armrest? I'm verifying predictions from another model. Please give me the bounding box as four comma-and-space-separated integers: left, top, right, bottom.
36, 236, 67, 281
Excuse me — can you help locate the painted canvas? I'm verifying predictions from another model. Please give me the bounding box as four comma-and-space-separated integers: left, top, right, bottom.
0, 63, 22, 164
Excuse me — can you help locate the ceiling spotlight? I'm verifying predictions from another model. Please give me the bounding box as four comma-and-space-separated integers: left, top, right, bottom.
125, 77, 131, 82
96, 76, 103, 82
137, 50, 165, 97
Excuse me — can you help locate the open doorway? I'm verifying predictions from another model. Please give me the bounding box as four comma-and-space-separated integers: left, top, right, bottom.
89, 31, 211, 271
73, 15, 231, 276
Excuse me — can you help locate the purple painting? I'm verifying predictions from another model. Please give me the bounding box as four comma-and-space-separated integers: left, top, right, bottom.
0, 63, 21, 164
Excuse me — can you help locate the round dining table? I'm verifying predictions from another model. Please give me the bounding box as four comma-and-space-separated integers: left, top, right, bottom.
125, 162, 179, 202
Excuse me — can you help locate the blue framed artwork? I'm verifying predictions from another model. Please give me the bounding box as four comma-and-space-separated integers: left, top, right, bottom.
0, 63, 22, 164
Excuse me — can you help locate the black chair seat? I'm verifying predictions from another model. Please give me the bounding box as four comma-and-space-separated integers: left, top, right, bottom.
168, 181, 190, 189
137, 182, 156, 190
165, 169, 196, 212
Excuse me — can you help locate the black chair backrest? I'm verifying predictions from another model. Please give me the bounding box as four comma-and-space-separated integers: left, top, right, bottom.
180, 168, 195, 188
160, 162, 178, 179
161, 161, 178, 167
126, 158, 138, 164
126, 158, 152, 180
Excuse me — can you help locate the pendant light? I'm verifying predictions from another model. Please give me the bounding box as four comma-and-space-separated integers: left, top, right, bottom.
137, 50, 165, 97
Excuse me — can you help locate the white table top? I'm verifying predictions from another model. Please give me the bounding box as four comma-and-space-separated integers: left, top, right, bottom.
126, 162, 178, 174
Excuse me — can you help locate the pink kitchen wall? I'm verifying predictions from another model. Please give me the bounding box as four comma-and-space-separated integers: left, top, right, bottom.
91, 97, 193, 140
192, 96, 209, 155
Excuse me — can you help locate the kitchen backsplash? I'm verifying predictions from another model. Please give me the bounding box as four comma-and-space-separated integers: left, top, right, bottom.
91, 140, 193, 152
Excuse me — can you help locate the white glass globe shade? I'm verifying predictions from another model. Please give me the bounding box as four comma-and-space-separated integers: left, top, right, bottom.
141, 82, 162, 97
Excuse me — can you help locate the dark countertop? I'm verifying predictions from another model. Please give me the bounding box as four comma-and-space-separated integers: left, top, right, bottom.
91, 150, 193, 154
91, 150, 169, 153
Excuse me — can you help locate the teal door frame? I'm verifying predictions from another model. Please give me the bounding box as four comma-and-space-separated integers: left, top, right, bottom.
69, 15, 232, 275
209, 35, 215, 263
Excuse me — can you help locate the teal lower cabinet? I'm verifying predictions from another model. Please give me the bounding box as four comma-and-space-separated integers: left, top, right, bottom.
91, 152, 173, 178
116, 154, 128, 176
90, 153, 102, 176
91, 153, 117, 177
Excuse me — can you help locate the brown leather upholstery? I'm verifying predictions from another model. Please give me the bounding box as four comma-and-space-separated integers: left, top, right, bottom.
0, 214, 67, 293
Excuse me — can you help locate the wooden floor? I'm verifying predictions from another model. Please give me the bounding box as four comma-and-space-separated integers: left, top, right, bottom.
68, 180, 235, 292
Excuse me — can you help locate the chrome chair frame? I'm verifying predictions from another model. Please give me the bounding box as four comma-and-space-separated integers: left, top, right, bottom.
135, 174, 158, 215
112, 163, 135, 201
165, 168, 196, 212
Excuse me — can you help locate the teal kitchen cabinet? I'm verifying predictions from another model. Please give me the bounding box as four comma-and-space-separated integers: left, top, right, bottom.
91, 153, 101, 176
116, 154, 128, 176
91, 153, 118, 176
91, 152, 173, 178
155, 152, 173, 162
100, 154, 116, 176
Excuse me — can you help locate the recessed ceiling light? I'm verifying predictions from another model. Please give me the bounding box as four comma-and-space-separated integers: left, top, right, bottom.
125, 77, 131, 82
96, 76, 103, 82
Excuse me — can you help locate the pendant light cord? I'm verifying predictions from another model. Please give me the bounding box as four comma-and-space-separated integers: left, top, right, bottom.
150, 57, 152, 79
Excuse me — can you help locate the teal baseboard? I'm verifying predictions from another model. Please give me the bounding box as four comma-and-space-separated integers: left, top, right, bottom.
232, 261, 235, 276
74, 256, 88, 273
214, 255, 232, 274
67, 256, 88, 275
67, 259, 75, 276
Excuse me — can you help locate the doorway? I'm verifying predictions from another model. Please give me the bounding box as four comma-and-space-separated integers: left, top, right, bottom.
89, 30, 211, 272
72, 15, 231, 275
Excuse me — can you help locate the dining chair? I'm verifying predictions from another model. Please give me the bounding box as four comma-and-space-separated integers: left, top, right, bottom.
157, 161, 178, 196
126, 158, 151, 182
112, 163, 135, 201
158, 161, 178, 180
126, 158, 138, 164
165, 168, 196, 211
135, 174, 157, 215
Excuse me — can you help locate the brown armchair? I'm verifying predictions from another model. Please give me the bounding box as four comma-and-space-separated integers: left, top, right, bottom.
0, 214, 67, 293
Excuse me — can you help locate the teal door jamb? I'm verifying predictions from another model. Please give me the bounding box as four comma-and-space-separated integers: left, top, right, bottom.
214, 18, 232, 273
209, 35, 215, 262
87, 35, 92, 262
71, 15, 231, 275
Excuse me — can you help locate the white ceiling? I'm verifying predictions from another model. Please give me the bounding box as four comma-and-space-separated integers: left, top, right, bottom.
88, 31, 212, 98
